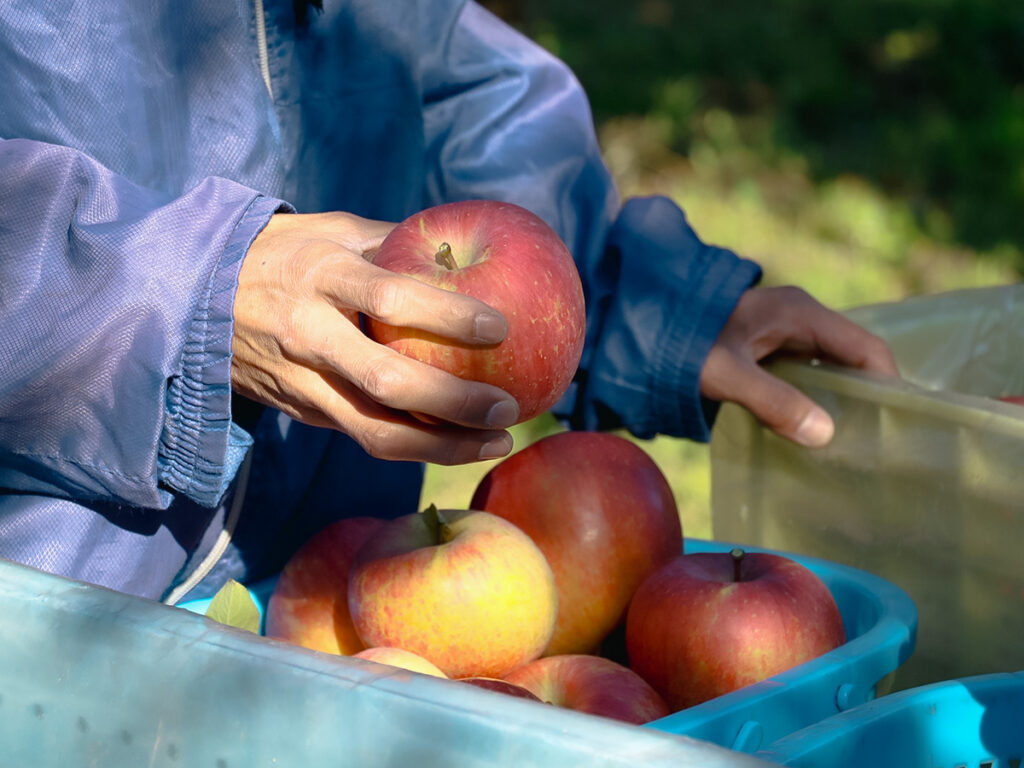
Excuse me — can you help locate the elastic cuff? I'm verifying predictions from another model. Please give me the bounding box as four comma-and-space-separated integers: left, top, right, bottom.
159, 194, 291, 507
653, 248, 762, 441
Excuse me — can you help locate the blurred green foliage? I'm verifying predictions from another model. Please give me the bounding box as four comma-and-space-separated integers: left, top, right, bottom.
485, 0, 1024, 272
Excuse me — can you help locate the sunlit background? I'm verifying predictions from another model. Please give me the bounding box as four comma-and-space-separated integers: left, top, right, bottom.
422, 0, 1024, 537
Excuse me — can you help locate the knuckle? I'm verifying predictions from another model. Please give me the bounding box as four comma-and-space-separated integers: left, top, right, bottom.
358, 355, 406, 402
365, 275, 405, 321
354, 420, 400, 461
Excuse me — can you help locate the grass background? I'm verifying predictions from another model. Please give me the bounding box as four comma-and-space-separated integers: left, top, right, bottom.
421, 0, 1023, 538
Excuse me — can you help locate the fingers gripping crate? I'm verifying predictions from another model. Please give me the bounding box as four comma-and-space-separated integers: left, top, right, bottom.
641, 539, 918, 753
755, 672, 1024, 768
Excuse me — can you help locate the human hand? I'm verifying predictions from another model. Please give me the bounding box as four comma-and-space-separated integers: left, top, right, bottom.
700, 286, 899, 447
231, 211, 519, 465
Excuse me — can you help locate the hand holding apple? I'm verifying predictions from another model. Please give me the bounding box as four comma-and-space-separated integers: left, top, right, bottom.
365, 200, 586, 423
471, 431, 682, 655
626, 548, 846, 710
503, 654, 670, 724
348, 505, 558, 679
235, 209, 520, 466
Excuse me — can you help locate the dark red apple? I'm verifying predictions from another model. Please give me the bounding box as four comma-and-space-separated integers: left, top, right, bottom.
625, 548, 846, 710
471, 431, 682, 655
364, 200, 586, 423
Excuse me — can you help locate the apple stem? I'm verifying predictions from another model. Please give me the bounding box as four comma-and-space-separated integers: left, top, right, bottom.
421, 503, 454, 544
434, 242, 458, 270
731, 548, 745, 582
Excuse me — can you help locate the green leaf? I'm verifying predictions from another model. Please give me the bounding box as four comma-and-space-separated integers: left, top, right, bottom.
205, 579, 261, 634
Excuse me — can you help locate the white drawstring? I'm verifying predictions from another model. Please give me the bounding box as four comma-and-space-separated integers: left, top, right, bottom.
253, 0, 274, 99
163, 448, 252, 606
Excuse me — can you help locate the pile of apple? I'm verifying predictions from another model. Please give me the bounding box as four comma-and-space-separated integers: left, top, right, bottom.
266, 431, 846, 724
263, 200, 847, 724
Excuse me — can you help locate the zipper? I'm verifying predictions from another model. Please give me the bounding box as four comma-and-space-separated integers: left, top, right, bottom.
254, 0, 274, 99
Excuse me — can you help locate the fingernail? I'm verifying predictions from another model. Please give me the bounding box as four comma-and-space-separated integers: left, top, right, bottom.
478, 434, 513, 460
795, 409, 835, 447
485, 400, 519, 429
473, 313, 507, 344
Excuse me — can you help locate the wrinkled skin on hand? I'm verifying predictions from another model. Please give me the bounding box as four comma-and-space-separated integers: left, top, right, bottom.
231, 211, 519, 465
701, 285, 900, 447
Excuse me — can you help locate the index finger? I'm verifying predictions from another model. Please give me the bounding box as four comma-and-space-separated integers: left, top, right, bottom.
805, 306, 900, 377
322, 253, 509, 346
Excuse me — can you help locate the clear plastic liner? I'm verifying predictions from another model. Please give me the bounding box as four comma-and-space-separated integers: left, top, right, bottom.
711, 284, 1024, 689
0, 558, 774, 768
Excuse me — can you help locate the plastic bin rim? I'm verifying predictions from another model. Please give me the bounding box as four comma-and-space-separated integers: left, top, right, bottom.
766, 359, 1024, 438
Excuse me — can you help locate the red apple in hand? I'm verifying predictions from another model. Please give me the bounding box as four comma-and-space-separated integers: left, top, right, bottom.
352, 646, 447, 678
348, 505, 558, 679
626, 548, 846, 710
471, 431, 682, 655
503, 654, 670, 724
265, 516, 384, 655
365, 200, 586, 423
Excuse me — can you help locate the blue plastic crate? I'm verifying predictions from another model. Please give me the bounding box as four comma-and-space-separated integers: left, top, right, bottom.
755, 672, 1024, 767
639, 539, 918, 752
181, 536, 917, 754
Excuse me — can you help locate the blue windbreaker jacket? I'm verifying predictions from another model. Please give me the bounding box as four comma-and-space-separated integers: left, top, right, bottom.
0, 0, 761, 600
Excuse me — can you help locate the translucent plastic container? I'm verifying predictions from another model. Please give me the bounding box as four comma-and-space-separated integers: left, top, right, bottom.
0, 557, 774, 768
710, 284, 1024, 690
181, 537, 917, 755
756, 671, 1024, 767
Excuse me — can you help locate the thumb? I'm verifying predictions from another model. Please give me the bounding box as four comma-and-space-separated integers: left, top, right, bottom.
724, 364, 835, 448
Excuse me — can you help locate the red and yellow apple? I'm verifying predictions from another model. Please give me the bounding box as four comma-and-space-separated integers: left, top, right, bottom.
347, 505, 558, 679
626, 548, 846, 710
504, 654, 670, 724
264, 516, 385, 655
471, 431, 682, 655
352, 646, 447, 678
364, 200, 586, 423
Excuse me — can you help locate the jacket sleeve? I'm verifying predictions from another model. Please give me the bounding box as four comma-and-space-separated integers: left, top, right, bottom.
0, 138, 287, 509
419, 2, 762, 441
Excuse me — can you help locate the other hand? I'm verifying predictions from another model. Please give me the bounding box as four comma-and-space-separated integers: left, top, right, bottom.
700, 285, 899, 447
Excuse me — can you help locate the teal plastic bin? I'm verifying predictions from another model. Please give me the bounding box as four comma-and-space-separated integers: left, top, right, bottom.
755, 672, 1024, 767
0, 556, 777, 768
181, 537, 918, 755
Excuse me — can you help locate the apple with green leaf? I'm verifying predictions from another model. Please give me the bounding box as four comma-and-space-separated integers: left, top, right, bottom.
365, 200, 586, 423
